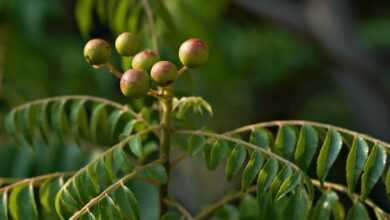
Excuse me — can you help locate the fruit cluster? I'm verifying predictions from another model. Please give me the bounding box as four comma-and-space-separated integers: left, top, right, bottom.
83, 32, 208, 99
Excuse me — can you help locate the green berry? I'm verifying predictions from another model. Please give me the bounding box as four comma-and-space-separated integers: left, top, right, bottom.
120, 69, 150, 98
84, 39, 111, 65
132, 50, 159, 72
115, 32, 140, 56
179, 38, 208, 68
151, 61, 178, 86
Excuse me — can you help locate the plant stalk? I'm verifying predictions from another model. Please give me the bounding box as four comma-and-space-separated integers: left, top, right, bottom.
159, 87, 173, 216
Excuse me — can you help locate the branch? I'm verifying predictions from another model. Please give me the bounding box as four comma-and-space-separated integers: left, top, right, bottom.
174, 129, 302, 172
104, 63, 123, 79
0, 172, 74, 193
194, 179, 389, 220
10, 95, 139, 118
163, 198, 194, 220
223, 120, 390, 152
57, 126, 161, 199
311, 179, 390, 219
69, 159, 164, 220
194, 189, 249, 220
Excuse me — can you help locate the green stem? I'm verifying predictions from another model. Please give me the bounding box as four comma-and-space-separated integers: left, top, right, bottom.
159, 87, 173, 216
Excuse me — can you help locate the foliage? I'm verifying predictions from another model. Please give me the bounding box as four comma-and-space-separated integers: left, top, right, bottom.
1, 0, 390, 220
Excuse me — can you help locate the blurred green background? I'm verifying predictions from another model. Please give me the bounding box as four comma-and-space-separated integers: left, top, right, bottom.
0, 0, 390, 214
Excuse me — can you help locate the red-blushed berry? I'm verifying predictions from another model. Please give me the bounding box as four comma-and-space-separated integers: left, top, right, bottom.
151, 61, 178, 86
84, 39, 111, 65
115, 32, 140, 56
132, 50, 159, 72
120, 69, 150, 98
179, 38, 208, 68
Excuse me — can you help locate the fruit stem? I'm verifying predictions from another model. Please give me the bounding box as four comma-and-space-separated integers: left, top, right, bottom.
178, 66, 188, 76
104, 63, 122, 79
159, 86, 173, 216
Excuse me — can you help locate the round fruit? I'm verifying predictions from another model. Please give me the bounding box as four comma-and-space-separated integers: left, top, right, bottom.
178, 38, 208, 68
151, 61, 178, 86
132, 50, 159, 72
120, 69, 150, 98
115, 32, 140, 56
84, 39, 111, 65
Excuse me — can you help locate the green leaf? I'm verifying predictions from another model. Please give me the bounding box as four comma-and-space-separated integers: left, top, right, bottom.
75, 0, 94, 37
274, 126, 297, 160
239, 195, 259, 220
120, 120, 138, 140
241, 152, 264, 191
129, 135, 143, 158
142, 164, 168, 184
294, 125, 319, 170
0, 192, 8, 219
284, 188, 310, 220
161, 212, 181, 220
108, 110, 130, 143
37, 102, 51, 143
276, 173, 301, 200
346, 137, 369, 193
70, 100, 89, 143
361, 144, 387, 199
96, 0, 107, 22
188, 135, 206, 155
208, 139, 230, 170
98, 196, 122, 219
212, 204, 239, 220
316, 129, 343, 184
257, 159, 279, 195
269, 166, 292, 196
80, 211, 97, 220
9, 183, 38, 220
386, 168, 390, 197
249, 128, 273, 149
312, 191, 339, 220
90, 103, 109, 144
225, 144, 247, 181
113, 185, 140, 220
40, 177, 64, 217
4, 110, 20, 146
332, 201, 345, 220
346, 202, 370, 220
51, 100, 69, 142
113, 0, 132, 33
19, 106, 37, 147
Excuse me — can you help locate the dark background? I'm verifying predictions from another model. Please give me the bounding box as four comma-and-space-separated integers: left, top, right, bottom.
0, 0, 390, 214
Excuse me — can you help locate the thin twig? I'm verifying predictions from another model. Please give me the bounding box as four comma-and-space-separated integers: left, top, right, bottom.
310, 179, 390, 219
163, 198, 194, 220
178, 66, 189, 76
0, 172, 74, 193
57, 126, 161, 200
105, 63, 123, 79
141, 0, 159, 54
10, 95, 139, 118
69, 159, 165, 220
174, 129, 302, 172
224, 120, 390, 152
194, 179, 389, 220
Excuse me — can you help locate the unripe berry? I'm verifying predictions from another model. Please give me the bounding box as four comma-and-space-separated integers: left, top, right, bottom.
132, 50, 159, 72
120, 69, 150, 99
115, 32, 140, 56
151, 61, 178, 86
179, 38, 208, 68
84, 39, 111, 65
